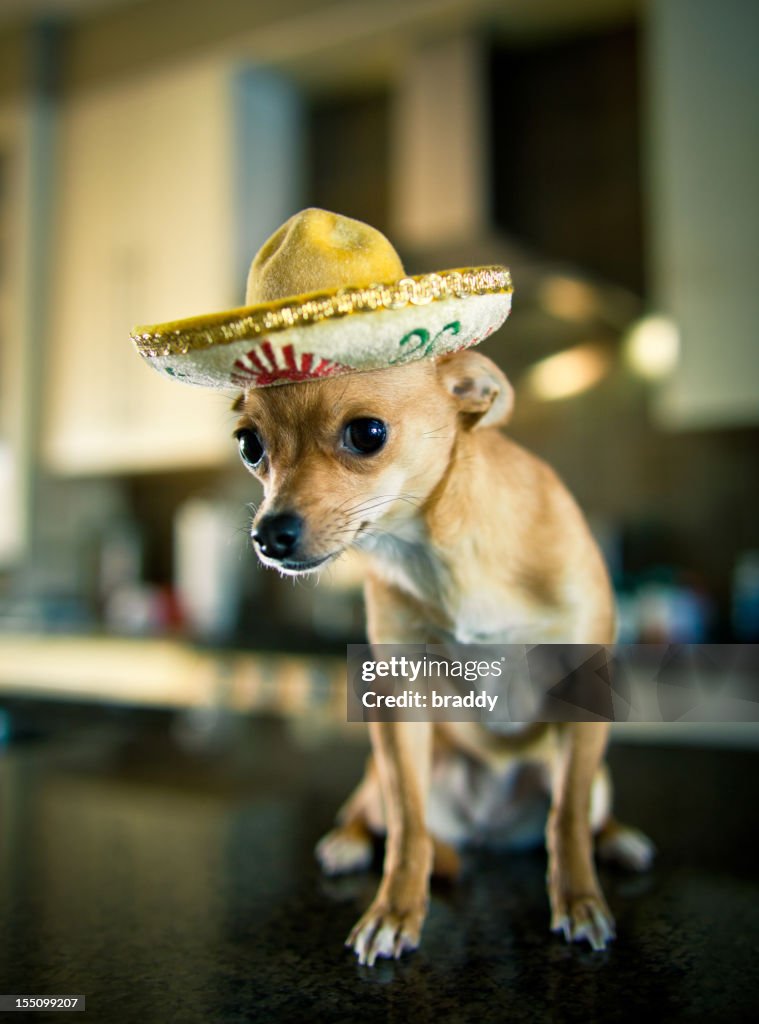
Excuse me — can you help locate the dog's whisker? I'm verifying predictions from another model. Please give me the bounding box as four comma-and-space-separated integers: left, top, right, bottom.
338, 496, 395, 517
341, 493, 422, 519
338, 491, 422, 515
421, 424, 451, 439
334, 493, 370, 514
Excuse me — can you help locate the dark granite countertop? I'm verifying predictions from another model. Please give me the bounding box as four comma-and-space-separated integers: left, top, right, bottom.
0, 704, 757, 1023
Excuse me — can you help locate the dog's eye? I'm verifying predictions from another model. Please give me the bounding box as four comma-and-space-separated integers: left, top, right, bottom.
234, 428, 265, 468
343, 418, 387, 455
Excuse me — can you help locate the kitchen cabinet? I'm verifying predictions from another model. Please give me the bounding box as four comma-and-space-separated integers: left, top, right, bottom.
43, 60, 302, 473
647, 0, 759, 429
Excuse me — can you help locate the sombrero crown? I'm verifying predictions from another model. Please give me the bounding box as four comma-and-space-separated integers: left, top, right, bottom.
132, 208, 512, 389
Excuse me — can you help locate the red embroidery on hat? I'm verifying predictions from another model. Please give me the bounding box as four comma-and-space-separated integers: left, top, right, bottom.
231, 341, 348, 386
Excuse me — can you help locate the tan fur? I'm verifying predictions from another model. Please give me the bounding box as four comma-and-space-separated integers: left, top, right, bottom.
236, 351, 650, 966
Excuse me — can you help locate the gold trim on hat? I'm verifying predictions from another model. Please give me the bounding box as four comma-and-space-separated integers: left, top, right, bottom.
132, 266, 512, 359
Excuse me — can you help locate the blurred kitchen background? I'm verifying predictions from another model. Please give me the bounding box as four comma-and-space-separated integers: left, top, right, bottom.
0, 0, 758, 728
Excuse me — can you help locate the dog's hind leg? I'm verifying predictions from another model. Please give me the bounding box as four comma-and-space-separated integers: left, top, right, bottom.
316, 753, 461, 880
591, 765, 655, 872
315, 756, 378, 876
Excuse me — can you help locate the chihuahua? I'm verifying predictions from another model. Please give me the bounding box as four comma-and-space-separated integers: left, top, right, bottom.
233, 349, 653, 966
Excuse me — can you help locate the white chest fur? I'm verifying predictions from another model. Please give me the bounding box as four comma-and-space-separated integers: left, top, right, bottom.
357, 523, 441, 608
358, 522, 567, 644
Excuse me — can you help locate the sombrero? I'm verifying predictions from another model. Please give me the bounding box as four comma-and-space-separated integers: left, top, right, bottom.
131, 208, 513, 389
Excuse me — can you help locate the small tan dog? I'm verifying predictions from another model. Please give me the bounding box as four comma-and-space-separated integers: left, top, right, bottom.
233, 352, 654, 966
133, 207, 653, 968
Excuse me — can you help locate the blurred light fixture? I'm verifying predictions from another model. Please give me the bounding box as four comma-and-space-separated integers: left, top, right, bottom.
538, 275, 600, 323
624, 314, 680, 380
523, 343, 610, 401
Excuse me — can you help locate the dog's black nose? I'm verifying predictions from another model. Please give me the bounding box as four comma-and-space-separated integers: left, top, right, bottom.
253, 513, 303, 560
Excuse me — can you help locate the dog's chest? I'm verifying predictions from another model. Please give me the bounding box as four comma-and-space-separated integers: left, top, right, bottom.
359, 528, 442, 610
361, 528, 561, 643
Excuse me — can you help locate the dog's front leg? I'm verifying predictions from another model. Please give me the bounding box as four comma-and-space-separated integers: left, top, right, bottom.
346, 575, 434, 966
547, 721, 615, 951
346, 719, 433, 965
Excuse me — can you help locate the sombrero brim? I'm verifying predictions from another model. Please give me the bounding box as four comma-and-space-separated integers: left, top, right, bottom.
131, 266, 512, 389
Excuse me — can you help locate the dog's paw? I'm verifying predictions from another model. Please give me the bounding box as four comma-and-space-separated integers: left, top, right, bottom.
597, 824, 655, 872
551, 892, 616, 951
315, 824, 373, 876
346, 900, 425, 966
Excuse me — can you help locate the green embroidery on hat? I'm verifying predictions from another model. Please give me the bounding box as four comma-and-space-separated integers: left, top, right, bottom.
390, 321, 462, 364
392, 328, 429, 361
437, 321, 461, 345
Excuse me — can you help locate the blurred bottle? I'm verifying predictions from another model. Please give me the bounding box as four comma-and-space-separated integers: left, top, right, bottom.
99, 518, 143, 597
174, 498, 244, 643
101, 519, 151, 634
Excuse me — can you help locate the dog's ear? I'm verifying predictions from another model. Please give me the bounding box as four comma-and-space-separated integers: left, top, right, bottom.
436, 351, 514, 429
